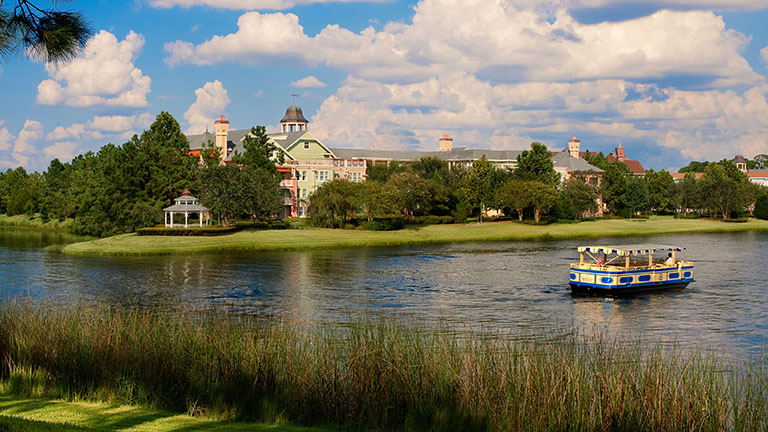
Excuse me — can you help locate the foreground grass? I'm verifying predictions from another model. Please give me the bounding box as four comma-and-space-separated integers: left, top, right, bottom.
63, 216, 768, 256
0, 395, 336, 432
0, 214, 73, 231
0, 300, 766, 431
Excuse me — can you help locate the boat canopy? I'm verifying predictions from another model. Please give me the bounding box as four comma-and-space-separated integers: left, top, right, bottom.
577, 245, 685, 256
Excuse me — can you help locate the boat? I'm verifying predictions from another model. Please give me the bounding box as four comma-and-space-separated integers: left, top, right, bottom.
569, 245, 694, 295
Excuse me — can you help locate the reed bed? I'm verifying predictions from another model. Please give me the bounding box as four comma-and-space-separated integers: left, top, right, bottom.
0, 300, 765, 431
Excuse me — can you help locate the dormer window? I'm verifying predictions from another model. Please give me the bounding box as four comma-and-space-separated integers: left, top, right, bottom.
304, 141, 310, 149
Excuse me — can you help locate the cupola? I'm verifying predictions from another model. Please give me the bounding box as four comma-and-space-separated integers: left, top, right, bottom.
280, 104, 308, 133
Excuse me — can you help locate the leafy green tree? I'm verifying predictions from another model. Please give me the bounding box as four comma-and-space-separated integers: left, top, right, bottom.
387, 172, 433, 218
645, 169, 676, 214
754, 193, 768, 220
1, 167, 41, 215
583, 151, 610, 170
514, 142, 559, 185
355, 181, 401, 221
527, 181, 559, 222
365, 160, 410, 183
496, 179, 530, 221
679, 161, 709, 173
413, 156, 449, 182
676, 172, 701, 214
200, 164, 243, 227
240, 166, 281, 222
307, 179, 359, 228
564, 177, 598, 219
232, 126, 285, 174
699, 161, 749, 219
601, 162, 630, 214
625, 177, 649, 218
0, 0, 92, 62
462, 156, 496, 222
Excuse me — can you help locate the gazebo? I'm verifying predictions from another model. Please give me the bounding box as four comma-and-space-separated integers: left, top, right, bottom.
163, 189, 210, 228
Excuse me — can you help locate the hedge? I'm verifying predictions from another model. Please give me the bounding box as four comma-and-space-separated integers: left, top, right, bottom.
408, 215, 455, 225
358, 217, 405, 231
137, 226, 242, 236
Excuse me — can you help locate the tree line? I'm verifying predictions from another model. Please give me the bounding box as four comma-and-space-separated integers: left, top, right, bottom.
0, 113, 282, 237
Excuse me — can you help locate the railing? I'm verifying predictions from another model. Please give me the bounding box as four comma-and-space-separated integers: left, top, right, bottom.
279, 180, 293, 188
282, 197, 294, 205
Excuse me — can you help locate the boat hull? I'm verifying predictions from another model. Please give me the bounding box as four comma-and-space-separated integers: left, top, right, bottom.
569, 264, 694, 296
570, 281, 690, 296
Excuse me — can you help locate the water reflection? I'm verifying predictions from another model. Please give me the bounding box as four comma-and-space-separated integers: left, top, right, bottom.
1, 228, 767, 361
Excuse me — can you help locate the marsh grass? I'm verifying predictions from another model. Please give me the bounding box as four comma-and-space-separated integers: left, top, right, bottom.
0, 300, 765, 431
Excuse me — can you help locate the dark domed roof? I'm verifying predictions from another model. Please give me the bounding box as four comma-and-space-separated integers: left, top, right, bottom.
281, 105, 308, 123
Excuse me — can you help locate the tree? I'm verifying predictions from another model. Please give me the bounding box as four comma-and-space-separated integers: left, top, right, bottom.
354, 181, 401, 221
514, 142, 559, 185
527, 181, 558, 222
0, 1, 92, 62
307, 179, 359, 228
699, 161, 749, 219
232, 126, 284, 174
564, 177, 598, 219
365, 160, 410, 183
624, 177, 649, 218
200, 164, 243, 227
645, 169, 676, 214
387, 172, 433, 218
583, 151, 610, 170
601, 162, 630, 214
462, 156, 496, 222
754, 193, 768, 220
496, 180, 530, 221
678, 161, 709, 173
676, 172, 701, 214
413, 156, 449, 182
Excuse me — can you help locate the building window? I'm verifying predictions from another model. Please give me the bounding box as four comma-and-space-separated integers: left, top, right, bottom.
304, 141, 310, 149
302, 171, 306, 180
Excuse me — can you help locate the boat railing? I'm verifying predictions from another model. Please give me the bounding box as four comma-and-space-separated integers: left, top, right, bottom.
572, 260, 693, 271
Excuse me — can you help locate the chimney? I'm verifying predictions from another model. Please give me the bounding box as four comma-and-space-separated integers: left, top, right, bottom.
439, 134, 453, 152
568, 136, 581, 159
214, 115, 230, 163
615, 143, 625, 160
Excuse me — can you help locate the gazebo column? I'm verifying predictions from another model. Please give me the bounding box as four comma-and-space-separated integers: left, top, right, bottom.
164, 212, 168, 227
184, 212, 188, 228
199, 212, 203, 227
170, 212, 174, 228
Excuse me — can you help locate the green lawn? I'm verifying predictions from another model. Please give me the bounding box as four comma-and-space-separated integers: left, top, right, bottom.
62, 216, 768, 256
0, 395, 336, 432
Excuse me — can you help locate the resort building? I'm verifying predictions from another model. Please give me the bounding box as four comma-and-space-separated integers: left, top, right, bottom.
670, 155, 768, 187
606, 144, 645, 176
187, 105, 604, 218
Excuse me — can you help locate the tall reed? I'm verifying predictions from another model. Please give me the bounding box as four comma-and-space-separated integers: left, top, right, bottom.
0, 299, 765, 431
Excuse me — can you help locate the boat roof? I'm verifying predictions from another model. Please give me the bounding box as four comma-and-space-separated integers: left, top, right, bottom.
578, 245, 685, 256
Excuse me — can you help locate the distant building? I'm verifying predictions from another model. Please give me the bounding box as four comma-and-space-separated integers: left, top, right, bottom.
670, 155, 768, 187
606, 144, 645, 176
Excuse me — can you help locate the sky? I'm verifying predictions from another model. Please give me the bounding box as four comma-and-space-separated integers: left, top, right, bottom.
2, 0, 768, 173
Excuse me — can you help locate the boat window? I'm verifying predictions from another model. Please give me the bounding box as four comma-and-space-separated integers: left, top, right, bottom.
601, 277, 612, 284
669, 273, 679, 279
570, 273, 577, 280
638, 275, 651, 282
683, 272, 691, 278
619, 276, 633, 284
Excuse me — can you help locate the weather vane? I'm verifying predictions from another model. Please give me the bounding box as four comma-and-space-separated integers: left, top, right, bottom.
291, 93, 299, 105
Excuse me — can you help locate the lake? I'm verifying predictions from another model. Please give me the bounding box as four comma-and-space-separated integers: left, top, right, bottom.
1, 228, 767, 361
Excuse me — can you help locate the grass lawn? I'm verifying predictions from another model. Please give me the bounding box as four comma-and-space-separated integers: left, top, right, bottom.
0, 395, 336, 432
62, 216, 768, 256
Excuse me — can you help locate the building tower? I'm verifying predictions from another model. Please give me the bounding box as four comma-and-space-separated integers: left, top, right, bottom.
568, 136, 581, 159
280, 104, 309, 133
439, 134, 453, 152
214, 115, 229, 163
734, 155, 747, 173
615, 143, 626, 161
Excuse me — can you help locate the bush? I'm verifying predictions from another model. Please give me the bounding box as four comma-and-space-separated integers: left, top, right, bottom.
137, 226, 242, 236
409, 215, 455, 225
755, 194, 768, 220
483, 216, 515, 223
237, 220, 291, 230
359, 217, 405, 231
723, 217, 749, 223
452, 202, 469, 223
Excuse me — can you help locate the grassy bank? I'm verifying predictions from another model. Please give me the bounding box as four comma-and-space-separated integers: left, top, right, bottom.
0, 214, 73, 231
0, 300, 765, 431
63, 216, 768, 256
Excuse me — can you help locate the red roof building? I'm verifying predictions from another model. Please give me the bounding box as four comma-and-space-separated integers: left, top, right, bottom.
605, 144, 645, 175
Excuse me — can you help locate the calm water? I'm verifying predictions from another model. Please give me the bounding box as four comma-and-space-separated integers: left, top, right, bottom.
1, 228, 767, 361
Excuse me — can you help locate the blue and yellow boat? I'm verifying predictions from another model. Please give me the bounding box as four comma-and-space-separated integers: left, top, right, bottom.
569, 245, 694, 295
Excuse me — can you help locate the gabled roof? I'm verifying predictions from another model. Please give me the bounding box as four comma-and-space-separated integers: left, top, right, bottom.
606, 153, 645, 174
330, 147, 524, 162
551, 152, 603, 173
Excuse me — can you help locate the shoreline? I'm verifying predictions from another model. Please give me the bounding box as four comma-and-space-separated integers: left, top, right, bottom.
61, 216, 768, 256
0, 214, 74, 231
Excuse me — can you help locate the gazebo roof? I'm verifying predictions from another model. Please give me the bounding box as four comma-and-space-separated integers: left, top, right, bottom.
163, 203, 209, 212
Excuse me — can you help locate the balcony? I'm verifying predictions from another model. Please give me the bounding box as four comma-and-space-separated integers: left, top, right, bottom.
283, 196, 294, 205
279, 180, 294, 189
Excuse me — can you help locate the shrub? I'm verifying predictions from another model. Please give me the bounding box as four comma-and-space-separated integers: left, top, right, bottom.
452, 202, 469, 223
136, 226, 242, 236
755, 194, 768, 220
409, 215, 455, 225
723, 217, 749, 223
359, 217, 405, 231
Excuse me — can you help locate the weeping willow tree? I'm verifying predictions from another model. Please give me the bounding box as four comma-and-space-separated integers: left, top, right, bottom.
0, 1, 92, 63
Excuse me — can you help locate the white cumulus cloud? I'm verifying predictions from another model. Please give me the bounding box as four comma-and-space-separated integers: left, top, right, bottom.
37, 30, 151, 107
292, 75, 326, 87
43, 141, 80, 161
184, 81, 231, 134
0, 123, 14, 152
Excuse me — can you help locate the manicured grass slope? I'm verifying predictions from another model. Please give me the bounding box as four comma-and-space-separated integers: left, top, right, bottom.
63, 217, 768, 256
0, 396, 334, 432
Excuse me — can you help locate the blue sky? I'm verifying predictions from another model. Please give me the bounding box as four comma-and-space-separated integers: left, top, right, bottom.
2, 0, 768, 172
